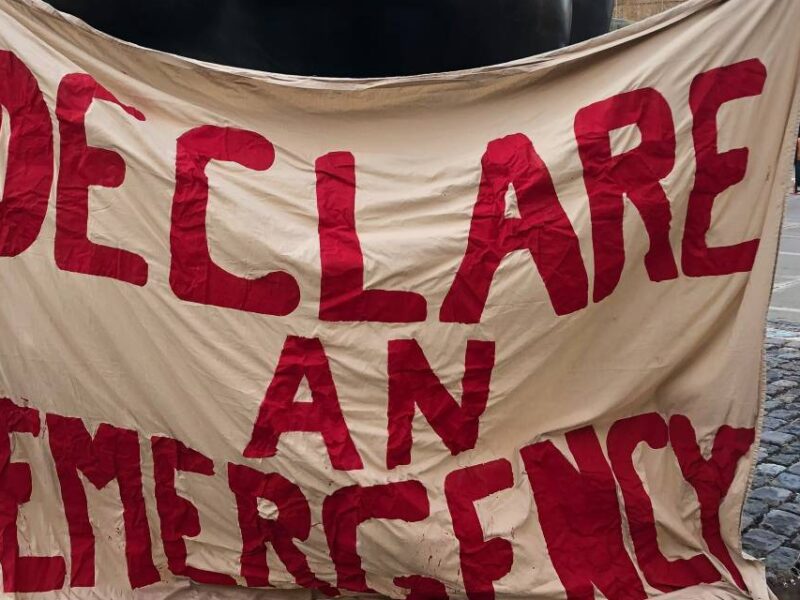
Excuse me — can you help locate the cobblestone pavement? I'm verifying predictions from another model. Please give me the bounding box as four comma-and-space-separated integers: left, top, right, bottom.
744, 321, 800, 594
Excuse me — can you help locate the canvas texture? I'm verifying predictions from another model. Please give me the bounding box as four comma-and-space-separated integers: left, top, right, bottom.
0, 0, 797, 598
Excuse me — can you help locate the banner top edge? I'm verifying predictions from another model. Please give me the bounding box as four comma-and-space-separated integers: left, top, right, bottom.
6, 0, 726, 92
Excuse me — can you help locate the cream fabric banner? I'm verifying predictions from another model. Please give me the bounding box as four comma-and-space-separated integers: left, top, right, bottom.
0, 0, 797, 598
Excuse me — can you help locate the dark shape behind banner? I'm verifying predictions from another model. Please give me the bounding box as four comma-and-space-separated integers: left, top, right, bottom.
570, 0, 616, 44
42, 0, 614, 77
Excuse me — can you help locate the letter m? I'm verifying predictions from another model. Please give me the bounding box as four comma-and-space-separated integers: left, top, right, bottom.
47, 414, 159, 589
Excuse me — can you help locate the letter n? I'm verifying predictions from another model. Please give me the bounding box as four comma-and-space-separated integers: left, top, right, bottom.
520, 427, 646, 600
387, 339, 495, 469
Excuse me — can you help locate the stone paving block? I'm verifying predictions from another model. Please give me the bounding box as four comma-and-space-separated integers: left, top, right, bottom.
762, 431, 796, 446
760, 463, 789, 477
766, 547, 800, 572
775, 397, 792, 406
763, 510, 800, 535
728, 322, 800, 581
764, 417, 788, 431
773, 380, 800, 391
761, 440, 789, 460
780, 501, 800, 516
769, 409, 796, 421
753, 465, 788, 489
749, 487, 793, 506
743, 528, 787, 557
745, 498, 769, 516
767, 453, 799, 466
775, 472, 800, 492
741, 514, 754, 531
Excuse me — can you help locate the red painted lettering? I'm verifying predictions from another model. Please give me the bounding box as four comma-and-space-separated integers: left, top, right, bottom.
315, 151, 427, 322
440, 134, 588, 323
670, 415, 754, 590
520, 427, 646, 600
0, 51, 54, 257
228, 462, 336, 595
682, 59, 767, 276
151, 436, 235, 586
322, 481, 429, 593
170, 125, 300, 315
444, 459, 513, 600
0, 399, 65, 593
244, 336, 363, 470
575, 88, 678, 302
607, 413, 719, 591
47, 414, 158, 588
394, 575, 449, 600
387, 339, 495, 469
55, 73, 148, 285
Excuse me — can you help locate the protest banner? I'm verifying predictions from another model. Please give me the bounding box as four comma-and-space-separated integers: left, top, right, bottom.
0, 0, 798, 598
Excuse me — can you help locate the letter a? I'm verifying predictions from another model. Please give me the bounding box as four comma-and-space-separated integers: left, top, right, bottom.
244, 336, 363, 470
440, 134, 587, 323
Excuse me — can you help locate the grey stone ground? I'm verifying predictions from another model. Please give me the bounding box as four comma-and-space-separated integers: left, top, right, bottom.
744, 321, 800, 596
